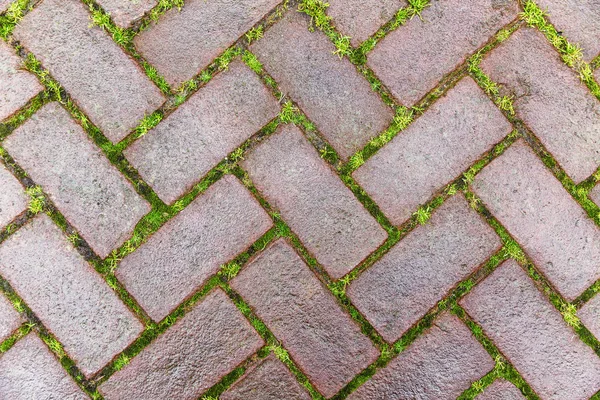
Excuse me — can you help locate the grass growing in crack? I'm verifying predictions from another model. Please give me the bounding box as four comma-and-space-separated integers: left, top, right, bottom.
0, 0, 28, 38
25, 186, 45, 214
245, 26, 264, 44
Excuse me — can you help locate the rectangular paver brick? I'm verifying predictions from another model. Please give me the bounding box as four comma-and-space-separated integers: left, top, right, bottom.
354, 77, 511, 225
481, 28, 600, 182
368, 0, 518, 106
241, 124, 387, 278
348, 194, 500, 343
221, 354, 311, 400
0, 215, 143, 376
96, 0, 157, 28
578, 294, 600, 343
0, 0, 11, 13
231, 239, 379, 397
4, 103, 150, 258
134, 0, 280, 87
0, 163, 27, 230
0, 40, 42, 121
0, 334, 87, 400
0, 294, 20, 343
461, 260, 600, 400
117, 175, 272, 321
477, 379, 525, 400
472, 140, 600, 300
100, 288, 264, 400
13, 0, 165, 143
251, 11, 393, 159
348, 313, 494, 399
126, 61, 279, 204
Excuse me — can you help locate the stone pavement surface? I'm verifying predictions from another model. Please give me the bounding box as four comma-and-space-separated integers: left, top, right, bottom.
2, 0, 600, 399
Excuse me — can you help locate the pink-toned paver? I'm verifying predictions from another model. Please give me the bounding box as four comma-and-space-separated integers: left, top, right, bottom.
326, 0, 405, 47
0, 163, 27, 229
117, 175, 272, 322
221, 354, 311, 400
96, 0, 157, 28
477, 379, 525, 400
368, 0, 518, 106
0, 294, 20, 343
241, 124, 387, 279
0, 334, 87, 400
0, 41, 42, 121
4, 103, 150, 258
134, 0, 280, 87
231, 239, 379, 398
472, 140, 600, 301
252, 11, 393, 159
589, 182, 600, 207
0, 0, 11, 13
126, 61, 279, 204
348, 194, 500, 343
481, 28, 600, 182
461, 260, 600, 399
0, 215, 143, 376
348, 313, 494, 399
100, 289, 264, 400
13, 0, 164, 143
354, 77, 511, 225
579, 294, 600, 342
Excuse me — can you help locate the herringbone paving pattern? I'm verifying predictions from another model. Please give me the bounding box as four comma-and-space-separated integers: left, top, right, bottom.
1, 0, 600, 398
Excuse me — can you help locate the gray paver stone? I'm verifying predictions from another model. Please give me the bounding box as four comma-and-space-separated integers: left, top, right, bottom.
477, 379, 526, 400
0, 163, 27, 230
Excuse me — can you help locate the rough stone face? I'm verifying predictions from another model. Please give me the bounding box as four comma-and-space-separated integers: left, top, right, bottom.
477, 379, 525, 400
252, 11, 393, 159
348, 313, 494, 399
461, 260, 600, 400
231, 239, 379, 398
354, 77, 511, 225
348, 194, 500, 342
13, 0, 165, 143
579, 294, 600, 342
96, 0, 157, 28
368, 0, 518, 106
0, 334, 87, 400
100, 289, 264, 400
125, 61, 279, 204
481, 28, 600, 182
117, 175, 272, 322
0, 294, 20, 343
472, 140, 600, 301
0, 215, 143, 376
0, 41, 42, 121
0, 164, 27, 230
0, 0, 11, 13
134, 0, 280, 87
241, 124, 387, 278
221, 354, 311, 400
4, 103, 150, 258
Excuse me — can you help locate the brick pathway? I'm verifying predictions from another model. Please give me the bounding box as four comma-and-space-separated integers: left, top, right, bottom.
1, 0, 600, 399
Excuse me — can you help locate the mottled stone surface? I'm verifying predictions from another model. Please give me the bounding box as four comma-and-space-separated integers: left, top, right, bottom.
579, 294, 600, 342
0, 164, 27, 229
13, 0, 164, 142
0, 0, 11, 13
231, 239, 379, 398
4, 103, 150, 258
100, 289, 264, 400
241, 124, 387, 278
251, 11, 393, 159
461, 260, 600, 400
0, 215, 143, 376
0, 294, 20, 343
96, 0, 157, 28
477, 379, 525, 400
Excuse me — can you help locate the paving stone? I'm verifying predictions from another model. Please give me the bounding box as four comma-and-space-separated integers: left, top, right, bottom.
348, 194, 500, 343
0, 294, 20, 343
13, 0, 165, 143
126, 61, 279, 204
0, 0, 11, 13
472, 140, 600, 300
0, 334, 87, 400
100, 289, 264, 400
231, 239, 379, 398
0, 163, 27, 230
0, 215, 143, 376
241, 124, 387, 278
461, 260, 600, 400
117, 175, 272, 322
368, 0, 518, 106
96, 0, 157, 28
477, 379, 525, 400
579, 294, 600, 342
134, 0, 280, 87
4, 103, 150, 258
326, 0, 405, 47
347, 313, 494, 400
251, 11, 393, 159
481, 28, 600, 182
354, 77, 511, 225
221, 354, 311, 400
0, 40, 42, 121
534, 0, 600, 60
